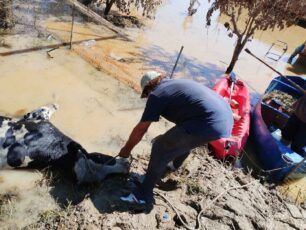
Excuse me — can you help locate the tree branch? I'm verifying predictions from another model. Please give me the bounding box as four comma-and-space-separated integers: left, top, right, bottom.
245, 17, 255, 37
230, 13, 240, 37
241, 17, 251, 36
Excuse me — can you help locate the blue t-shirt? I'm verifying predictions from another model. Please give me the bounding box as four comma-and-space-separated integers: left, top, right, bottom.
141, 79, 233, 138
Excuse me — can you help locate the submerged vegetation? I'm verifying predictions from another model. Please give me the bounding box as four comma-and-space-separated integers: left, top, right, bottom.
81, 0, 162, 17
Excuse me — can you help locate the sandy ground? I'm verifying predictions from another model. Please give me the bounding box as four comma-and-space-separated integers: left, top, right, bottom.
0, 0, 306, 229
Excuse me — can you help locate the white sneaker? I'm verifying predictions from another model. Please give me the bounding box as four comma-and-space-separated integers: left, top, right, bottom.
120, 193, 146, 205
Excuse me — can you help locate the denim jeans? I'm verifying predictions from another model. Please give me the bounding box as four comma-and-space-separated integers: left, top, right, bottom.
134, 126, 218, 203
282, 114, 306, 156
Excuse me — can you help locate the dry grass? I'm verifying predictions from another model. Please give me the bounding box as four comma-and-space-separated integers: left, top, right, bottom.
24, 202, 75, 230
0, 189, 20, 221
35, 167, 61, 188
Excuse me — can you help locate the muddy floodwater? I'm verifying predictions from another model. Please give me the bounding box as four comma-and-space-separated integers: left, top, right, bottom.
141, 1, 306, 95
0, 36, 168, 228
0, 0, 306, 227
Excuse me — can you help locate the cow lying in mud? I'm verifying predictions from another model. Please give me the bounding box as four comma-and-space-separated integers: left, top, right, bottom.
0, 104, 128, 184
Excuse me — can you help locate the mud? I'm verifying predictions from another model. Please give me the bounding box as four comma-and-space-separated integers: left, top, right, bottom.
8, 148, 305, 230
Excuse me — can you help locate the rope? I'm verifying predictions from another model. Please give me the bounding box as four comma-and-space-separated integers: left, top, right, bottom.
195, 180, 257, 229
240, 148, 292, 174
281, 154, 295, 165
154, 191, 195, 230
155, 180, 258, 230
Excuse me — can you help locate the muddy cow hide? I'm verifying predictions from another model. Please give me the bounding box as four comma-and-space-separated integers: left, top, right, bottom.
0, 104, 128, 184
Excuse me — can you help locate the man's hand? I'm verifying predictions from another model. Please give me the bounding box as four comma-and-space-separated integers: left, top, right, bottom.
115, 156, 131, 173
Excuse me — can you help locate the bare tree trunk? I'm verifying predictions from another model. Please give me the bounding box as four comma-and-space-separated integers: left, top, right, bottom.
225, 33, 252, 74
104, 0, 116, 16
225, 41, 244, 74
0, 0, 14, 29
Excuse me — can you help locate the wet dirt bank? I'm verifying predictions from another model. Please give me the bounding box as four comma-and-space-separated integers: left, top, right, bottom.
5, 148, 305, 230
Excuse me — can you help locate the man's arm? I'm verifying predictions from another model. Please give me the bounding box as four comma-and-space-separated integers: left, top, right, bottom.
118, 121, 151, 158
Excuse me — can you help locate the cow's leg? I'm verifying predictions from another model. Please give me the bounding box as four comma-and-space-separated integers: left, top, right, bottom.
7, 143, 27, 167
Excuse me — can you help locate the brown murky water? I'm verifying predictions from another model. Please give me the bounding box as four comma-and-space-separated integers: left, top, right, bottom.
0, 42, 168, 152
0, 31, 167, 228
141, 1, 305, 94
0, 1, 305, 226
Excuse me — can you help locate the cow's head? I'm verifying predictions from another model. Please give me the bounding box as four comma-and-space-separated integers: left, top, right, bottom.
23, 104, 59, 121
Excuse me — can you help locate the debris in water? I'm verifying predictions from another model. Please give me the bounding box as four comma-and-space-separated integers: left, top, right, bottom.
162, 212, 170, 222
46, 47, 58, 58
81, 39, 96, 48
47, 34, 55, 41
109, 52, 124, 61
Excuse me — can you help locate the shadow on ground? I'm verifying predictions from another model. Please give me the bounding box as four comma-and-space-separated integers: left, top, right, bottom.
140, 45, 225, 88
50, 174, 155, 214
47, 168, 144, 214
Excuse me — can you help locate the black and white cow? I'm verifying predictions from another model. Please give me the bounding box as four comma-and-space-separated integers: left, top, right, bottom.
0, 104, 128, 184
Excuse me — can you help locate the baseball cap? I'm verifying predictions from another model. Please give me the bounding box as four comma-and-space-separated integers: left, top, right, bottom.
140, 71, 161, 91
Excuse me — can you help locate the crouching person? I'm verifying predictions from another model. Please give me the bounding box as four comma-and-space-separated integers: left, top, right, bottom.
117, 71, 233, 210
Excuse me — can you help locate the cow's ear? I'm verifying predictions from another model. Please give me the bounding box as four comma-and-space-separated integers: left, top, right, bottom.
7, 143, 26, 167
